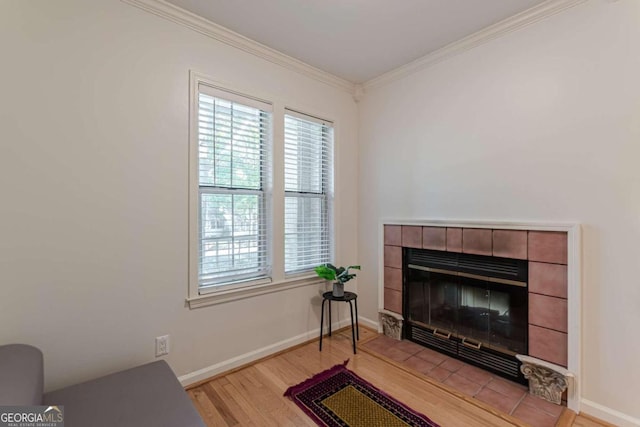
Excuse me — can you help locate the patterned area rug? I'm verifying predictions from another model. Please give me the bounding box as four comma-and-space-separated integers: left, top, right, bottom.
284, 360, 440, 427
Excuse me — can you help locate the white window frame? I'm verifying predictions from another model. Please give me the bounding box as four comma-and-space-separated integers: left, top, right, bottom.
284, 110, 334, 276
187, 71, 335, 308
196, 84, 273, 290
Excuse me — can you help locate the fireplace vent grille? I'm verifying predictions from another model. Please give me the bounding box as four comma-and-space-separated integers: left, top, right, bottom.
408, 326, 457, 356
458, 346, 520, 378
407, 324, 523, 381
406, 248, 527, 281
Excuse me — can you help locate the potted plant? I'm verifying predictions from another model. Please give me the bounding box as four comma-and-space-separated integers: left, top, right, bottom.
314, 264, 361, 297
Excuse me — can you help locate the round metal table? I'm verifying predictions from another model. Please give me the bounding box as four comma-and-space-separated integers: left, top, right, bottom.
319, 291, 359, 354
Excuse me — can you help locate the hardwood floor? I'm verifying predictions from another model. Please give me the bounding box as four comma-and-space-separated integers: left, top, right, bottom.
187, 328, 608, 427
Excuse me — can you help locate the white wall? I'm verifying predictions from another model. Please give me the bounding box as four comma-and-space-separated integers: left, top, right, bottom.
358, 0, 640, 422
0, 0, 358, 391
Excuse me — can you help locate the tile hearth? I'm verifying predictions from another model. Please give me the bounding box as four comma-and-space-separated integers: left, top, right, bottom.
363, 334, 565, 427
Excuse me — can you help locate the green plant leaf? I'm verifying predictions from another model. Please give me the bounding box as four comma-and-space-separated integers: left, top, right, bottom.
316, 263, 361, 283
314, 265, 336, 281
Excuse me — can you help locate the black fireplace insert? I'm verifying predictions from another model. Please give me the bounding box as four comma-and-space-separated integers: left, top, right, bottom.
403, 248, 528, 383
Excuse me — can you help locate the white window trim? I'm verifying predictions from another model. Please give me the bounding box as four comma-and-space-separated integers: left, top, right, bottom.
283, 110, 334, 276
196, 85, 272, 289
187, 70, 337, 308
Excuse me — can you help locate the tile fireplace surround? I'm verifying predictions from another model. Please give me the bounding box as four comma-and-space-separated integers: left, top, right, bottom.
379, 220, 581, 411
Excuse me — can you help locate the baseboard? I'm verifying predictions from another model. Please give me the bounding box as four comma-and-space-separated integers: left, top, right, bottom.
581, 399, 640, 427
178, 318, 354, 387
357, 315, 379, 331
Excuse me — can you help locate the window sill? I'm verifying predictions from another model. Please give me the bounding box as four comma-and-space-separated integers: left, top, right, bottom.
186, 275, 325, 309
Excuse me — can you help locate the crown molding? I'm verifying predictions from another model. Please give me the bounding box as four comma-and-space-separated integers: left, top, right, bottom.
353, 84, 365, 103
121, 0, 356, 94
363, 0, 587, 91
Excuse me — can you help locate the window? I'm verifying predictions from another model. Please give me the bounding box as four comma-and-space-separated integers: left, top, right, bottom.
189, 72, 336, 305
196, 84, 272, 290
284, 110, 334, 274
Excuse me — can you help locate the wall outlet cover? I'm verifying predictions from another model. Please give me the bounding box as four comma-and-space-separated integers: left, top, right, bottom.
155, 335, 170, 357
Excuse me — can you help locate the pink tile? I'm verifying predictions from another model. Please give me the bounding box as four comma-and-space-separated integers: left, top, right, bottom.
463, 228, 492, 255
475, 387, 521, 415
384, 225, 402, 246
529, 325, 568, 367
394, 340, 425, 355
403, 356, 437, 374
415, 348, 449, 365
384, 245, 402, 268
440, 358, 465, 372
384, 267, 402, 292
485, 378, 527, 400
427, 366, 452, 382
529, 262, 568, 299
384, 288, 402, 314
492, 230, 527, 260
444, 373, 482, 397
423, 227, 446, 251
457, 364, 492, 385
522, 394, 564, 417
377, 345, 413, 362
363, 336, 410, 358
512, 400, 559, 427
529, 293, 567, 333
363, 335, 400, 352
528, 231, 568, 265
446, 228, 462, 252
402, 226, 422, 248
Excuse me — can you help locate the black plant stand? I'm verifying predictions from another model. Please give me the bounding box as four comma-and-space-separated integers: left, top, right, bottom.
319, 291, 359, 354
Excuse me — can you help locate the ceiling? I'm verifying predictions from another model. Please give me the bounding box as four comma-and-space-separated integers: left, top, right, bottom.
166, 0, 548, 83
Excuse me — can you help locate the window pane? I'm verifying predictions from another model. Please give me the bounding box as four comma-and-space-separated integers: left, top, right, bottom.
200, 193, 266, 284
284, 196, 330, 273
198, 94, 267, 190
196, 87, 271, 288
284, 116, 325, 193
284, 112, 333, 274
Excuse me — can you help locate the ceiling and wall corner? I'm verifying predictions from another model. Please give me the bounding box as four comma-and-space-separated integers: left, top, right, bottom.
164, 0, 555, 83
124, 0, 588, 92
361, 0, 588, 90
120, 0, 356, 92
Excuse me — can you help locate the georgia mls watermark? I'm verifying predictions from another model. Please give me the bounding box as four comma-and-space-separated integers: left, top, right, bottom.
0, 406, 64, 427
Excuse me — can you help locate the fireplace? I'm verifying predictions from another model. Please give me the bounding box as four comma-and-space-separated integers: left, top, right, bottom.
404, 248, 528, 383
382, 224, 578, 408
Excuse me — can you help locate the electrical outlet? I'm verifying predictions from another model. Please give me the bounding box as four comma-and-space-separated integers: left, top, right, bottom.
155, 335, 169, 357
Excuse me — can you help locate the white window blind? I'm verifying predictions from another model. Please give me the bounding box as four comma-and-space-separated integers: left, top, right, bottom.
284, 110, 333, 274
197, 84, 272, 288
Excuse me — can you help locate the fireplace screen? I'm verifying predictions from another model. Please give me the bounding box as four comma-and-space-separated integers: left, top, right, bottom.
404, 248, 528, 381
407, 269, 527, 355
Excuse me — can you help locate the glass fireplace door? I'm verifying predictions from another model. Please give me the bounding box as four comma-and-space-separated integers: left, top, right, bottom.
487, 281, 527, 354
428, 273, 458, 334
406, 269, 458, 334
458, 276, 490, 346
406, 267, 528, 355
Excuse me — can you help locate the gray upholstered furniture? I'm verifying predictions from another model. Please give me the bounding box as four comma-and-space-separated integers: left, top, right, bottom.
0, 344, 205, 427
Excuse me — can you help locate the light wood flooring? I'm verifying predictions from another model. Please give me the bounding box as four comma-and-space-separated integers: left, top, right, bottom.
187, 328, 609, 427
